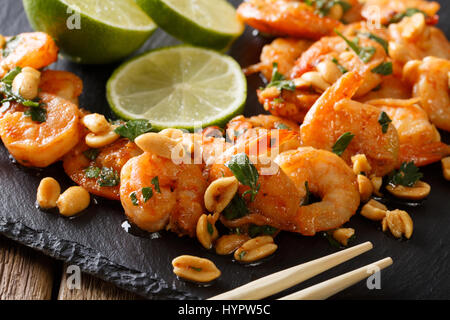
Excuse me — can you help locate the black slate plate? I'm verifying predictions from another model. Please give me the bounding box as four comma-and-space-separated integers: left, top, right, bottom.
1, 0, 449, 300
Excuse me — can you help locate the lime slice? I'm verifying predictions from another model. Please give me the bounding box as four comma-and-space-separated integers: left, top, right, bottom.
107, 46, 247, 131
23, 0, 157, 64
135, 0, 244, 51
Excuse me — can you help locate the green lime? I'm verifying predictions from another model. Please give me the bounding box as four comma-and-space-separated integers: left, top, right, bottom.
107, 46, 247, 131
22, 0, 157, 64
135, 0, 244, 51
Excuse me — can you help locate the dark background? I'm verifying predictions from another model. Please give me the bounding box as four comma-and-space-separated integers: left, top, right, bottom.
0, 0, 449, 299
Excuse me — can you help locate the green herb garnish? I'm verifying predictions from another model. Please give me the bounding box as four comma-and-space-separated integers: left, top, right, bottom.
332, 132, 354, 156
114, 119, 152, 141
275, 123, 290, 130
331, 57, 348, 74
97, 167, 120, 187
248, 225, 278, 238
84, 166, 101, 179
2, 36, 21, 58
378, 111, 392, 134
189, 266, 202, 272
151, 176, 161, 193
371, 62, 393, 75
388, 162, 423, 187
223, 194, 249, 220
388, 8, 427, 25
238, 251, 247, 260
266, 62, 296, 92
335, 30, 376, 63
24, 106, 47, 123
142, 187, 153, 202
129, 192, 139, 206
359, 32, 389, 54
83, 148, 100, 161
225, 153, 260, 201
207, 221, 214, 235
306, 0, 352, 17
300, 181, 311, 206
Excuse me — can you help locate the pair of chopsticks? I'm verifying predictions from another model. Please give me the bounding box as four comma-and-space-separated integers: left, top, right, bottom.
208, 242, 392, 300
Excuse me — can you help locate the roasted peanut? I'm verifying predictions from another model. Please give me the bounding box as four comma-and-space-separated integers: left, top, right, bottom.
298, 71, 330, 91
360, 199, 387, 221
85, 129, 120, 149
56, 186, 90, 217
357, 174, 373, 203
172, 255, 221, 283
36, 177, 61, 209
196, 214, 219, 250
234, 236, 277, 263
328, 3, 344, 20
135, 132, 183, 159
382, 209, 413, 239
316, 59, 342, 84
0, 35, 5, 48
82, 113, 111, 134
12, 67, 41, 100
204, 176, 239, 214
159, 128, 184, 140
386, 181, 431, 200
442, 157, 450, 181
351, 154, 372, 175
215, 234, 250, 255
332, 228, 355, 247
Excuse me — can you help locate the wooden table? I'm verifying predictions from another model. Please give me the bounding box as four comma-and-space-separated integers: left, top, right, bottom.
0, 235, 141, 300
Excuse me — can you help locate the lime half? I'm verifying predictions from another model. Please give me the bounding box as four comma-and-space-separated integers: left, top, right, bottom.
135, 0, 244, 51
107, 46, 247, 131
23, 0, 157, 64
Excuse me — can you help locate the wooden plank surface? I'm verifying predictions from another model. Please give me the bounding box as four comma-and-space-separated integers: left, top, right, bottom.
0, 235, 56, 300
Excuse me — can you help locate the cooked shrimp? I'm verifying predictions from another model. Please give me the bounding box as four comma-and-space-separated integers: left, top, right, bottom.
0, 32, 58, 77
300, 71, 400, 176
358, 75, 411, 103
63, 138, 142, 200
361, 0, 440, 26
244, 38, 313, 81
237, 0, 359, 39
367, 98, 450, 166
209, 147, 360, 236
39, 70, 83, 105
403, 57, 450, 132
388, 13, 450, 72
0, 92, 81, 167
120, 152, 207, 236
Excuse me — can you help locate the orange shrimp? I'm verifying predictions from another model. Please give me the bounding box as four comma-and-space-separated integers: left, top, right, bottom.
0, 32, 58, 77
39, 70, 83, 105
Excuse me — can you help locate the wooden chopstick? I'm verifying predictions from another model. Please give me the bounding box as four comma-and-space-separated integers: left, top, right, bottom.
208, 241, 373, 300
279, 257, 393, 300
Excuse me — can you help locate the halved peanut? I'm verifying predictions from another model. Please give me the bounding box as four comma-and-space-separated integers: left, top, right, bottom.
357, 174, 373, 203
360, 199, 387, 221
82, 113, 111, 134
382, 209, 413, 239
370, 176, 383, 196
56, 186, 90, 217
159, 128, 184, 140
36, 177, 61, 209
12, 67, 41, 100
442, 157, 450, 181
172, 255, 221, 283
316, 59, 342, 84
85, 129, 120, 149
386, 181, 431, 200
196, 214, 219, 250
332, 228, 355, 247
297, 71, 330, 92
215, 234, 250, 256
204, 176, 239, 214
135, 132, 182, 159
234, 236, 277, 263
351, 154, 372, 175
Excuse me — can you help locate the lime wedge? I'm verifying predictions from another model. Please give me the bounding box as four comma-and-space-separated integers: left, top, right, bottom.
107, 46, 247, 131
23, 0, 157, 64
136, 0, 244, 50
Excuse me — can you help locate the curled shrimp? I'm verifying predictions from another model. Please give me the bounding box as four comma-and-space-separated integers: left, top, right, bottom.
300, 71, 400, 176
357, 75, 411, 103
120, 151, 207, 236
367, 98, 450, 167
361, 0, 440, 26
237, 0, 358, 39
0, 32, 58, 77
39, 70, 83, 105
63, 138, 142, 200
403, 57, 450, 132
0, 92, 81, 167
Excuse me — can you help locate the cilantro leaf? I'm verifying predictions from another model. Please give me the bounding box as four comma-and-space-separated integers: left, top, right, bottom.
359, 32, 389, 54
97, 167, 120, 187
114, 119, 152, 141
84, 166, 101, 179
248, 225, 278, 238
151, 176, 161, 193
83, 148, 100, 161
266, 62, 296, 92
388, 162, 423, 187
225, 153, 260, 201
332, 132, 354, 156
331, 57, 348, 74
223, 194, 249, 220
335, 30, 375, 63
371, 62, 393, 75
142, 187, 153, 202
24, 106, 47, 123
2, 36, 21, 58
129, 192, 139, 206
388, 8, 427, 24
378, 111, 392, 134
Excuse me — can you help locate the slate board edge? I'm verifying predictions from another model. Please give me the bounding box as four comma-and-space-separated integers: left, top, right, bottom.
0, 216, 199, 300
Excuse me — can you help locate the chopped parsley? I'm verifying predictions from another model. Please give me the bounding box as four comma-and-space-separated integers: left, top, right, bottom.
84, 166, 101, 179
331, 57, 348, 74
388, 162, 423, 187
378, 111, 392, 134
129, 192, 139, 206
142, 187, 153, 202
97, 167, 120, 187
189, 266, 202, 272
275, 122, 290, 130
332, 132, 354, 156
24, 106, 47, 123
388, 8, 428, 25
266, 62, 296, 92
305, 0, 352, 17
238, 251, 247, 260
2, 36, 21, 58
151, 176, 161, 193
114, 119, 152, 141
207, 221, 214, 235
335, 30, 376, 63
248, 225, 278, 238
371, 62, 393, 75
225, 153, 260, 201
359, 32, 389, 54
223, 194, 249, 220
83, 148, 100, 161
